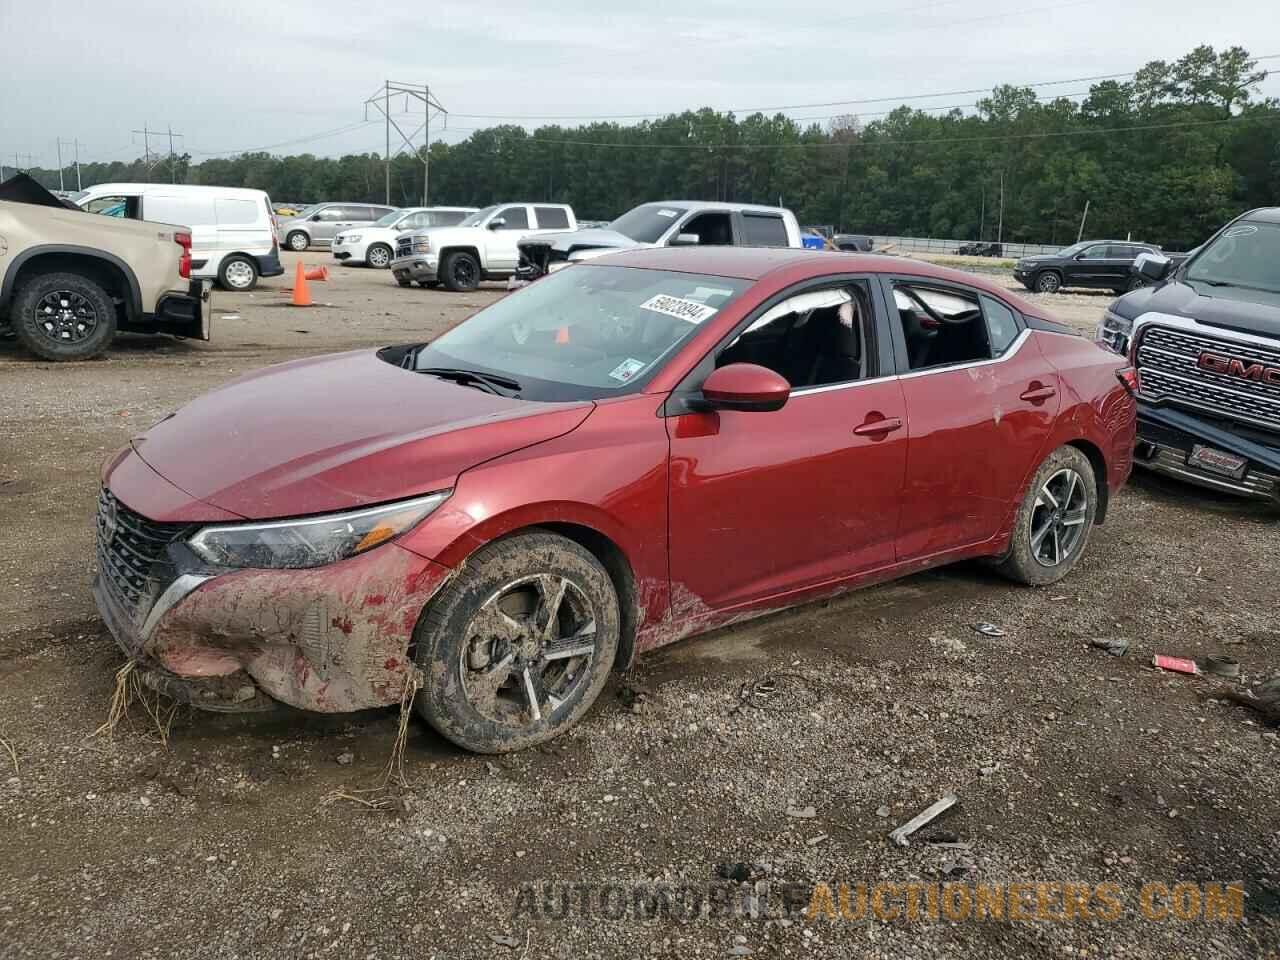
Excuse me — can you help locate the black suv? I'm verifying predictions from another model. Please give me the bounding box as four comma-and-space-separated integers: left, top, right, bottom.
1097, 208, 1280, 501
1014, 240, 1163, 294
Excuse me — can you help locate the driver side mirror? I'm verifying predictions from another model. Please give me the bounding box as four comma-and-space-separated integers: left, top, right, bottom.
1134, 251, 1171, 282
487, 217, 506, 230
310, 213, 323, 222
701, 363, 790, 413
670, 232, 700, 246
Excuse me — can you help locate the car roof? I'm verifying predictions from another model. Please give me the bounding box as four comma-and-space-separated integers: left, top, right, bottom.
1240, 208, 1280, 224
638, 200, 790, 214
80, 183, 269, 199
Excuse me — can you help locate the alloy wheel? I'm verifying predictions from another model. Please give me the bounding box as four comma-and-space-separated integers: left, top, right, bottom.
1037, 273, 1061, 293
459, 574, 598, 725
34, 290, 98, 343
1029, 468, 1088, 567
367, 246, 390, 268
453, 257, 478, 288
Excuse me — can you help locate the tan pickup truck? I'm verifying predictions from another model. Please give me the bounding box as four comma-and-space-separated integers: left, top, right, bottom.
0, 173, 211, 361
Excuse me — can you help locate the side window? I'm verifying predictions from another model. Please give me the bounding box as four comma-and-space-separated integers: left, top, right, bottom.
741, 213, 789, 247
894, 283, 991, 371
717, 285, 870, 389
1080, 244, 1108, 259
534, 206, 570, 229
366, 206, 394, 221
680, 211, 734, 246
980, 295, 1020, 356
494, 206, 529, 230
316, 206, 347, 221
84, 195, 139, 219
429, 210, 468, 226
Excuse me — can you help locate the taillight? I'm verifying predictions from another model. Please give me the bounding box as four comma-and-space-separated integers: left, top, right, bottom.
175, 231, 192, 279
1117, 367, 1140, 395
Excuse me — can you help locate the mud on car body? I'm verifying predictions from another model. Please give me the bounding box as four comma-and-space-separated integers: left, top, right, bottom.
1097, 208, 1280, 501
96, 248, 1137, 753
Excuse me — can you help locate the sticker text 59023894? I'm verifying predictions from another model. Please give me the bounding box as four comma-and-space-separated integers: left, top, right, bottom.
639, 294, 719, 325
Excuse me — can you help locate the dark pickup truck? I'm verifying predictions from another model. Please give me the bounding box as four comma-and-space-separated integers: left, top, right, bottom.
1097, 208, 1280, 501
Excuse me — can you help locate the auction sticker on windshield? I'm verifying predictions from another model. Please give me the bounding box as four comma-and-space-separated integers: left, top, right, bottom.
609, 358, 646, 382
640, 294, 718, 324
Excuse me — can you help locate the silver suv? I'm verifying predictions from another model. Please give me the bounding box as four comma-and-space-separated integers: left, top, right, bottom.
277, 202, 397, 251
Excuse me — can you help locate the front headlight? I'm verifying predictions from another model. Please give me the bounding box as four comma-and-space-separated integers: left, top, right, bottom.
188, 491, 450, 569
412, 238, 431, 253
1096, 309, 1133, 355
343, 234, 362, 243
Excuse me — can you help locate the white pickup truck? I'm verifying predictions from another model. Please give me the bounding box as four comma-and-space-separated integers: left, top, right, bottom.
389, 203, 576, 291
515, 201, 804, 280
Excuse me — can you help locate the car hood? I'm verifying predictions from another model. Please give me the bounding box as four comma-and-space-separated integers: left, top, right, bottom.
130, 350, 593, 519
399, 226, 489, 245
1115, 280, 1280, 339
1018, 254, 1059, 264
519, 228, 644, 254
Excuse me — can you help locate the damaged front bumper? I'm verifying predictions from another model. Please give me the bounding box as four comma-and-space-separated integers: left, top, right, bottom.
94, 489, 454, 713
1134, 403, 1280, 501
390, 254, 439, 284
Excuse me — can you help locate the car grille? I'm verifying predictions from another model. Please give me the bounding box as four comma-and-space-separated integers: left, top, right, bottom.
395, 236, 414, 259
1135, 326, 1280, 434
95, 488, 193, 627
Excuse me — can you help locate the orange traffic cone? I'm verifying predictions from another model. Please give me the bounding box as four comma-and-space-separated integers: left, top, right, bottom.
304, 265, 329, 282
291, 262, 312, 307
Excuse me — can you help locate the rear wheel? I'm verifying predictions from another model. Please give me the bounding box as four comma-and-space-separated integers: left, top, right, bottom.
286, 231, 309, 252
441, 251, 481, 292
1126, 275, 1148, 292
1034, 271, 1062, 294
996, 446, 1097, 586
366, 243, 392, 269
413, 531, 620, 753
12, 272, 117, 361
218, 254, 258, 291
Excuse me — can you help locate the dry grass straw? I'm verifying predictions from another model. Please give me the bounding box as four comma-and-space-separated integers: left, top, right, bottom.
320, 666, 423, 812
92, 660, 180, 745
0, 735, 18, 775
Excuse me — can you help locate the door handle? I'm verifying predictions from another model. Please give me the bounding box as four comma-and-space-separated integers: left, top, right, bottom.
853, 416, 903, 437
1020, 384, 1057, 403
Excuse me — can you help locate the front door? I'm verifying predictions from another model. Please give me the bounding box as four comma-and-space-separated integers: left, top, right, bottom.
483, 205, 532, 272
1064, 243, 1112, 288
667, 281, 908, 611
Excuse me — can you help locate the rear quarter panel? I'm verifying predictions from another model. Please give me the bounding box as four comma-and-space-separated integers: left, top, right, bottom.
1033, 329, 1136, 494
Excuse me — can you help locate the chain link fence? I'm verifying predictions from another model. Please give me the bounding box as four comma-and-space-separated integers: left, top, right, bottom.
865, 235, 1059, 258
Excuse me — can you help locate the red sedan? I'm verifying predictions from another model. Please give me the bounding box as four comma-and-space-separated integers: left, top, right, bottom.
95, 248, 1136, 752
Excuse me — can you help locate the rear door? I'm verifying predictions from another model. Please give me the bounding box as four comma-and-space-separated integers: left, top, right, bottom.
666, 277, 908, 610
885, 277, 1059, 556
483, 205, 532, 272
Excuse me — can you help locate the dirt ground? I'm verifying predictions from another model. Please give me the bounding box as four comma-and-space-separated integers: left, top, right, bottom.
1, 251, 1277, 959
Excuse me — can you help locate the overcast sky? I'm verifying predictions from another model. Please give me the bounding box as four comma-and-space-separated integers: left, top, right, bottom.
2, 0, 1279, 168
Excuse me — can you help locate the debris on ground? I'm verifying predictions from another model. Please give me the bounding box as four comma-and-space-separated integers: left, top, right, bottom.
1151, 654, 1199, 675
889, 792, 958, 847
716, 861, 771, 883
487, 933, 520, 949
1211, 687, 1280, 726
1090, 637, 1130, 657
973, 622, 1006, 638
730, 672, 820, 715
785, 804, 817, 819
335, 751, 355, 766
1199, 655, 1240, 678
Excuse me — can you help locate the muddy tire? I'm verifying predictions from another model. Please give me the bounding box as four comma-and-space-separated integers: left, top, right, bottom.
441, 251, 481, 292
996, 446, 1098, 586
1034, 271, 1062, 294
413, 531, 620, 753
12, 272, 117, 361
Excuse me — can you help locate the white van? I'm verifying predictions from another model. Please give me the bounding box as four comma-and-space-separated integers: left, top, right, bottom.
75, 183, 283, 291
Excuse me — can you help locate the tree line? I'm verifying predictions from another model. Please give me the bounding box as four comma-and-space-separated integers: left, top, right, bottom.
16, 46, 1278, 252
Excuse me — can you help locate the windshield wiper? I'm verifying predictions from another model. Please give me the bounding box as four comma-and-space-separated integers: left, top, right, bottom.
418, 367, 522, 396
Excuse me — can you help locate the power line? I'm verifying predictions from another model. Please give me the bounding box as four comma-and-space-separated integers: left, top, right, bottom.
448, 54, 1280, 122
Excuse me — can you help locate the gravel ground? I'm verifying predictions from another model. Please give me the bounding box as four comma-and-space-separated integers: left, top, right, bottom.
1, 252, 1277, 959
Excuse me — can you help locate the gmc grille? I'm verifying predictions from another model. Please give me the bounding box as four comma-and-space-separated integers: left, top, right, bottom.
1135, 326, 1280, 434
95, 488, 192, 626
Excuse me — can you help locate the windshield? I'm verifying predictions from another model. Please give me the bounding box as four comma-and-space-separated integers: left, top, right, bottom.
375, 210, 405, 227
608, 204, 688, 244
1186, 221, 1280, 294
458, 205, 499, 227
412, 265, 751, 401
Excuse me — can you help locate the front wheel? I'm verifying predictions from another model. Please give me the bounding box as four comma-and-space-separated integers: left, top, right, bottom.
441, 251, 481, 292
12, 272, 117, 361
996, 446, 1098, 586
286, 231, 309, 252
413, 531, 620, 753
1034, 271, 1062, 294
366, 243, 392, 269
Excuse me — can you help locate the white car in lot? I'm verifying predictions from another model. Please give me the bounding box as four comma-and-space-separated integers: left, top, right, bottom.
331, 207, 477, 269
